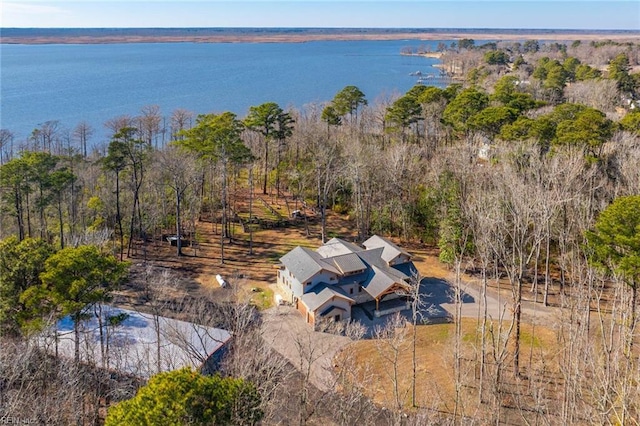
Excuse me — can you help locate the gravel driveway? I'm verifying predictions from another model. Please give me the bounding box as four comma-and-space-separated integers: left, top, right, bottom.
261, 276, 555, 392
260, 304, 351, 392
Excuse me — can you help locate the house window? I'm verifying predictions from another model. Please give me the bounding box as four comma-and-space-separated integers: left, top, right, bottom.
349, 288, 353, 295
358, 286, 362, 293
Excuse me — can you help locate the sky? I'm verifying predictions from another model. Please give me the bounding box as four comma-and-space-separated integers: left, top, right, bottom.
2, 1, 639, 30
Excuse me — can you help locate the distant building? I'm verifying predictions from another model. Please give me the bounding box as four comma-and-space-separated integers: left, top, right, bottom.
39, 304, 231, 378
277, 236, 416, 325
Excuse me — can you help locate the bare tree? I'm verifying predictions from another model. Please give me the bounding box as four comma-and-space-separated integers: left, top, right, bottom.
374, 313, 410, 414
73, 121, 93, 158
170, 108, 194, 141
0, 129, 14, 164
104, 115, 135, 137
30, 120, 60, 153
138, 105, 162, 148
308, 136, 342, 242
156, 147, 202, 256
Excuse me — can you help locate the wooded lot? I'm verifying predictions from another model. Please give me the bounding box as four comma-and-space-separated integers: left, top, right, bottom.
1, 38, 640, 425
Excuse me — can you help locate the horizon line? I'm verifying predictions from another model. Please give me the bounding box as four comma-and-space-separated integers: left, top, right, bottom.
3, 27, 639, 32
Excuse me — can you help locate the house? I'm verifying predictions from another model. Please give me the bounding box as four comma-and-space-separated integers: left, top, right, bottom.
277, 236, 416, 325
39, 304, 231, 378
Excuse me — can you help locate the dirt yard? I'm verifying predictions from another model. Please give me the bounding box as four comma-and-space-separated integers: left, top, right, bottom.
118, 185, 561, 328
119, 187, 360, 308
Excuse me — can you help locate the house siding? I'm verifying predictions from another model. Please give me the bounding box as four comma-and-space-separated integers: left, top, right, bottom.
277, 269, 295, 302
315, 297, 353, 321
282, 269, 340, 299
288, 275, 306, 298
338, 283, 368, 301
310, 270, 340, 288
297, 299, 309, 321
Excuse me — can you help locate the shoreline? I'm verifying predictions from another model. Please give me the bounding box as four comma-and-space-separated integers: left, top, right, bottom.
401, 52, 443, 59
3, 30, 639, 45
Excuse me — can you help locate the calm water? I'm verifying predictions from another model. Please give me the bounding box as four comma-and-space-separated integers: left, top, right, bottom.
1, 40, 444, 144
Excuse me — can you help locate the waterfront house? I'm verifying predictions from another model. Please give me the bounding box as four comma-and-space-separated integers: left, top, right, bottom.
277, 236, 416, 325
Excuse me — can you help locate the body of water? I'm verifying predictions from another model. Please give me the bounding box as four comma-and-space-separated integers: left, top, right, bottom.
1, 40, 446, 145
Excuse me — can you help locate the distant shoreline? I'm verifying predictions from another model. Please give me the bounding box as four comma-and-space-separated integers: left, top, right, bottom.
401, 52, 443, 59
2, 28, 639, 45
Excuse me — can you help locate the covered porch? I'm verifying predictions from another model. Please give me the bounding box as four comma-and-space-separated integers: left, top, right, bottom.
371, 281, 412, 311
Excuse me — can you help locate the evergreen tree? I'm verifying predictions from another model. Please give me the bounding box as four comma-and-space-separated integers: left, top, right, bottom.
106, 368, 263, 425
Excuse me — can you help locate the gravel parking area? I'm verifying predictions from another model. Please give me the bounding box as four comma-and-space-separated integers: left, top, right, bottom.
260, 305, 351, 392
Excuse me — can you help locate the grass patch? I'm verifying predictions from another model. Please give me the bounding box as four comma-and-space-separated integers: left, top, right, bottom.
519, 328, 542, 348
265, 250, 287, 262
250, 287, 274, 310
423, 323, 452, 342
340, 318, 559, 413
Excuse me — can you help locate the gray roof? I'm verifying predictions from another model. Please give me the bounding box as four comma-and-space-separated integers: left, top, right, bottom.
354, 248, 412, 299
281, 235, 414, 304
328, 252, 367, 275
280, 246, 339, 283
356, 247, 388, 269
316, 237, 363, 258
364, 264, 410, 299
362, 235, 411, 264
300, 285, 354, 312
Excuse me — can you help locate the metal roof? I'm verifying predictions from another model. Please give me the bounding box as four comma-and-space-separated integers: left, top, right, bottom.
362, 264, 410, 299
300, 285, 355, 312
316, 237, 363, 258
329, 252, 367, 275
362, 235, 412, 264
282, 235, 415, 307
355, 247, 387, 269
280, 246, 339, 283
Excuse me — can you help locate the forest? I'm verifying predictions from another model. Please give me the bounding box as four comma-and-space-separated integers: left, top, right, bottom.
1, 38, 640, 424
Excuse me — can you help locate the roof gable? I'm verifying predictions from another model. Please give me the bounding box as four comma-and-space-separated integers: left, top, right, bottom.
300, 285, 355, 312
363, 264, 411, 299
280, 246, 339, 283
316, 237, 363, 258
362, 235, 411, 264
